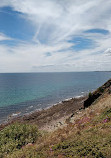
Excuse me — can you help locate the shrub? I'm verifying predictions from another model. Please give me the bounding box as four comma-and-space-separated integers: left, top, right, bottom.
0, 122, 39, 154
98, 87, 104, 93
88, 92, 92, 98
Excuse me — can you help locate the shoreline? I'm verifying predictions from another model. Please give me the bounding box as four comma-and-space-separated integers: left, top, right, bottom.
0, 94, 86, 124
0, 95, 87, 131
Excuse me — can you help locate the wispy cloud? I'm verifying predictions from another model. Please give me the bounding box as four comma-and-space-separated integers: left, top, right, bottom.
0, 0, 111, 72
0, 32, 12, 41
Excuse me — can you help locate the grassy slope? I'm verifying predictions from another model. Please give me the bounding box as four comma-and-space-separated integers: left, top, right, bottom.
0, 83, 111, 158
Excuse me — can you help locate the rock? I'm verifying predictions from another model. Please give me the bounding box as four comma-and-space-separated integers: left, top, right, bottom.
84, 79, 111, 108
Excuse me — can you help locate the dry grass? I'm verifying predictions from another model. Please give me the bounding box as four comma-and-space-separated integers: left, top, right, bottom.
2, 91, 111, 158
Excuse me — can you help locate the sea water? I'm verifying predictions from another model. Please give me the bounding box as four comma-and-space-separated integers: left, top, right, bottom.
0, 72, 111, 123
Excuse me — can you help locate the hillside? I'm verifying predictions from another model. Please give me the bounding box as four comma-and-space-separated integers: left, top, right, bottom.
0, 79, 111, 158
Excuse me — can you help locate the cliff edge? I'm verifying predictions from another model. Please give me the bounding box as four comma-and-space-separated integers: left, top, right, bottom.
84, 79, 111, 108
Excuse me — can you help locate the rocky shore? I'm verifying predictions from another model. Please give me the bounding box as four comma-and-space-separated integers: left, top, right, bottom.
0, 95, 87, 131
1, 79, 111, 132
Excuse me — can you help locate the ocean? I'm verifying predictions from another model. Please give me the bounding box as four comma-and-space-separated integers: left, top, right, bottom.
0, 72, 111, 123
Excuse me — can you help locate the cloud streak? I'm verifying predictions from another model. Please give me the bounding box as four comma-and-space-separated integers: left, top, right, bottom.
0, 0, 111, 72
0, 33, 12, 41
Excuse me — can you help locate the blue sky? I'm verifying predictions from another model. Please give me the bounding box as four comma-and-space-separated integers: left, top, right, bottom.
0, 0, 111, 72
0, 7, 34, 42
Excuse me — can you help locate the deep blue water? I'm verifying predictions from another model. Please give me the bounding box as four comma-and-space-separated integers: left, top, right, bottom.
0, 72, 111, 123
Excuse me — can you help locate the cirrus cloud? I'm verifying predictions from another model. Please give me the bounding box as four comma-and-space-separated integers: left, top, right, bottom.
0, 0, 111, 72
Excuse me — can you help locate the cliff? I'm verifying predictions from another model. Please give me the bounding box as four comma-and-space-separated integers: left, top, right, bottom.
84, 79, 111, 108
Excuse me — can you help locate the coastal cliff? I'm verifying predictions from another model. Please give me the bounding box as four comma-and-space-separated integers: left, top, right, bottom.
0, 79, 111, 158
84, 79, 111, 108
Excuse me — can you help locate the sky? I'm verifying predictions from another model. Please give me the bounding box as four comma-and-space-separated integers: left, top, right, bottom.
0, 0, 111, 72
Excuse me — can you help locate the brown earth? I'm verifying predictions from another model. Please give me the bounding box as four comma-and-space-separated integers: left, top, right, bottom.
0, 96, 87, 131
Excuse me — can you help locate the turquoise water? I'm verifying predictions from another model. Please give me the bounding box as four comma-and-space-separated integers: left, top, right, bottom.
0, 72, 111, 123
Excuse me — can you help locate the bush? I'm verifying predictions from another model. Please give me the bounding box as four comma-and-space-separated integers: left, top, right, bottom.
98, 87, 104, 93
0, 123, 39, 154
88, 92, 92, 98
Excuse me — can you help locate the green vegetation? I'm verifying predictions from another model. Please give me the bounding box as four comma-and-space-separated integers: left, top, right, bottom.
101, 108, 111, 119
52, 124, 111, 158
93, 108, 111, 124
88, 92, 92, 98
98, 87, 104, 93
0, 123, 39, 156
3, 106, 111, 158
